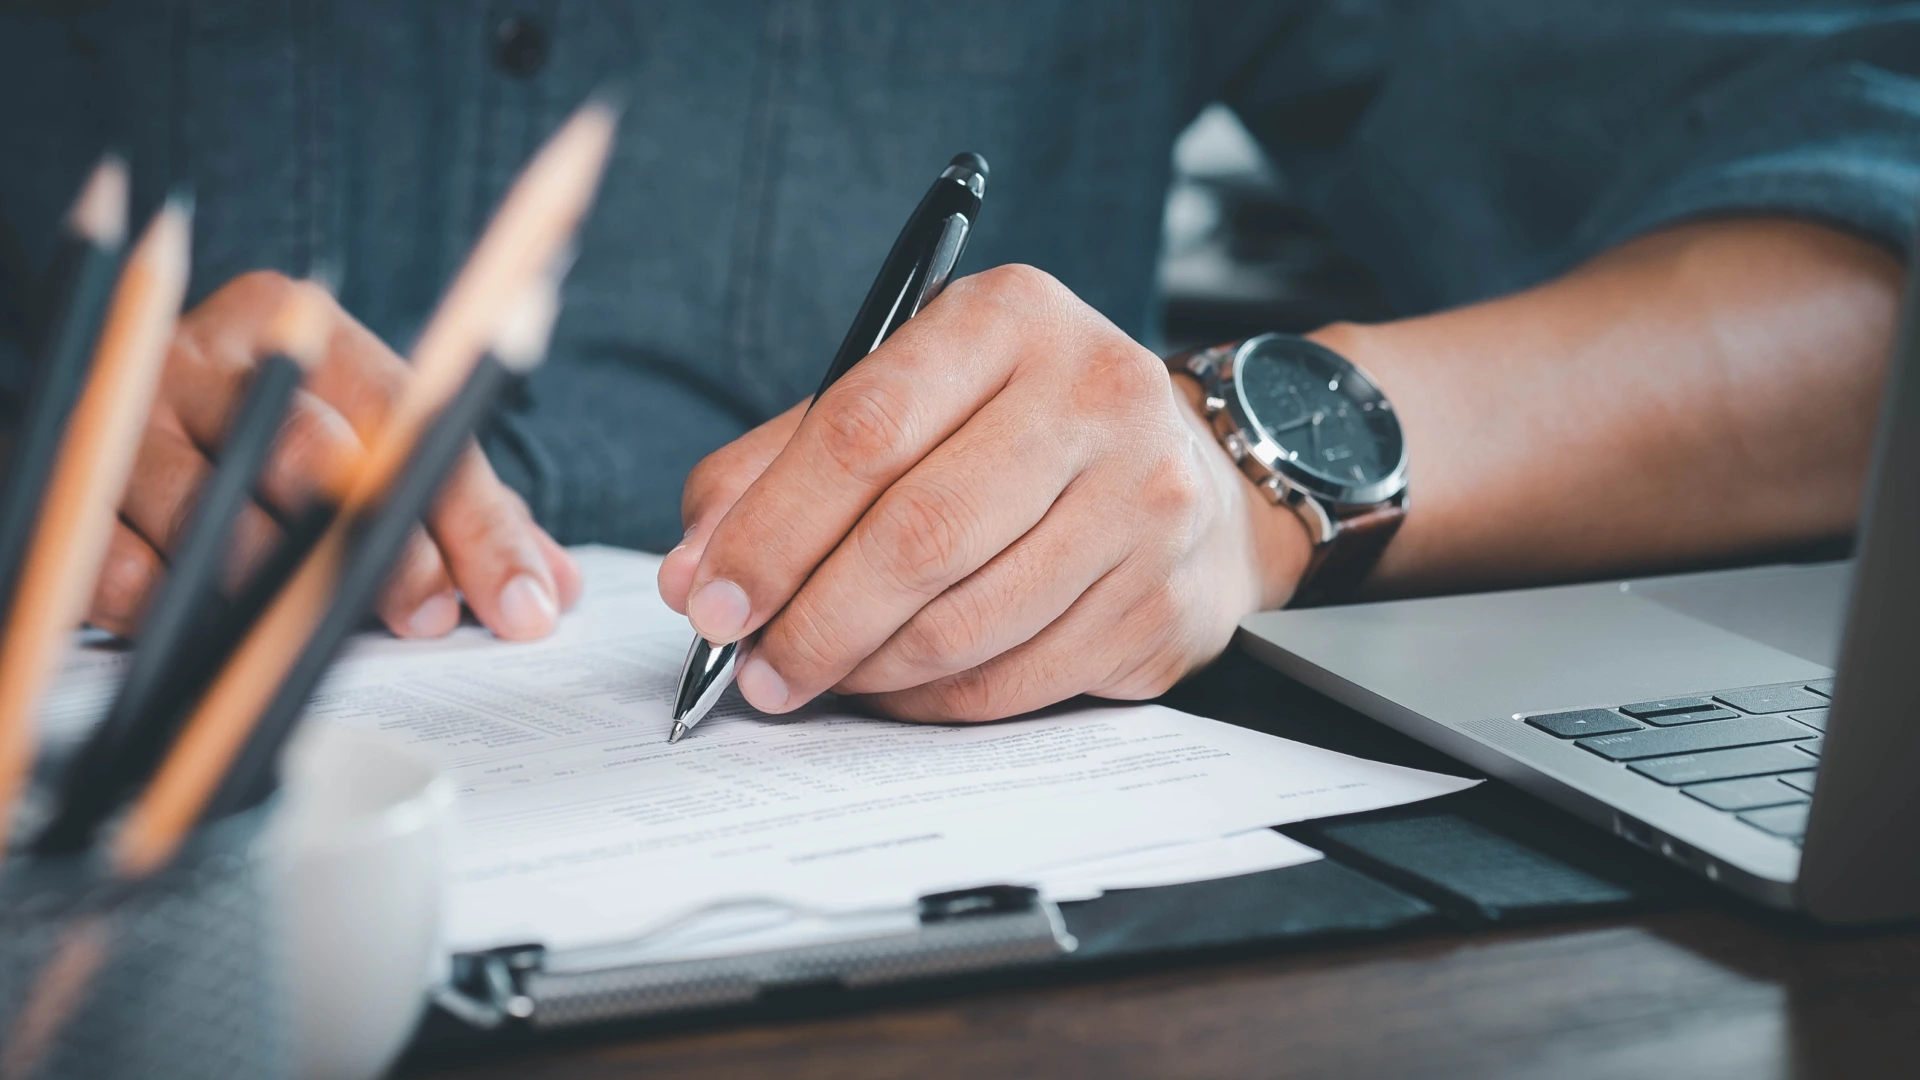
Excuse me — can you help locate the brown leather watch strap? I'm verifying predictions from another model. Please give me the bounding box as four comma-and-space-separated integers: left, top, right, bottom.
1290, 496, 1406, 608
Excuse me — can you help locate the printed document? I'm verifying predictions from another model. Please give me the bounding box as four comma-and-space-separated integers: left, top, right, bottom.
43, 547, 1476, 958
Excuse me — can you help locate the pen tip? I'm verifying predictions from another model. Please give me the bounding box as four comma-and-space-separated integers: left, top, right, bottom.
668, 721, 687, 744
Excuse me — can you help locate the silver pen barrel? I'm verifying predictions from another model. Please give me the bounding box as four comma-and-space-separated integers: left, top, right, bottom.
669, 635, 738, 742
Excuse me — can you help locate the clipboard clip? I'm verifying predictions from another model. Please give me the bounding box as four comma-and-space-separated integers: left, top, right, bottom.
434, 885, 1075, 1030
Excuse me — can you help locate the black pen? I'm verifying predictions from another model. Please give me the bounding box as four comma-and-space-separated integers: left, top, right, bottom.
669, 152, 989, 742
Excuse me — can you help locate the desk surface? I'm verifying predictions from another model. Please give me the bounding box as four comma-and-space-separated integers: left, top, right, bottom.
399, 654, 1920, 1080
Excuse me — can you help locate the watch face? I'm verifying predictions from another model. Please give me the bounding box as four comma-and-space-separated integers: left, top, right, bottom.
1234, 337, 1404, 497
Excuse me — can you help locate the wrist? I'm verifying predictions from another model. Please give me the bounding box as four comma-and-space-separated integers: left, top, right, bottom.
1169, 368, 1315, 609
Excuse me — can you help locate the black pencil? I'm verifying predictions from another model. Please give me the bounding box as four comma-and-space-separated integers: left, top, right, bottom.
0, 153, 128, 627
199, 273, 564, 821
33, 354, 304, 854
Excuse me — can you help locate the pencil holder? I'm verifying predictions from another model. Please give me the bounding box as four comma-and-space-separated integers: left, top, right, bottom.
0, 807, 291, 1080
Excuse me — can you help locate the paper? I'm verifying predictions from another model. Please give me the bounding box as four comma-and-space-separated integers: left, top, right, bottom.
41, 546, 1475, 959
298, 547, 1475, 953
1036, 827, 1321, 903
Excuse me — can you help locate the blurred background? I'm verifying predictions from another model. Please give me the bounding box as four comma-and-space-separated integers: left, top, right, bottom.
1158, 104, 1390, 353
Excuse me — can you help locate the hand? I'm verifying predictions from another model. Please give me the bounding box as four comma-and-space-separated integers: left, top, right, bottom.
658, 264, 1310, 722
90, 271, 582, 640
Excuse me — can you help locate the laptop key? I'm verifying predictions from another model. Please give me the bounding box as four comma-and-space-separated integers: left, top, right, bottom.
1739, 803, 1810, 840
1803, 679, 1835, 698
1576, 715, 1813, 761
1526, 709, 1640, 738
1780, 770, 1818, 794
1682, 775, 1810, 812
1789, 708, 1829, 732
1641, 708, 1740, 727
1715, 685, 1827, 714
1629, 744, 1818, 785
1620, 696, 1717, 719
1797, 737, 1824, 759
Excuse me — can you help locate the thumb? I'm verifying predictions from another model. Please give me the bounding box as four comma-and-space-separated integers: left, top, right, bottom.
659, 398, 807, 613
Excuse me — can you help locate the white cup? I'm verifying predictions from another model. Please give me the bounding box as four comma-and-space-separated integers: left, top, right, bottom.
270, 721, 455, 1080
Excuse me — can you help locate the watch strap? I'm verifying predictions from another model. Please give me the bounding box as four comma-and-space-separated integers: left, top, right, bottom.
1291, 495, 1406, 608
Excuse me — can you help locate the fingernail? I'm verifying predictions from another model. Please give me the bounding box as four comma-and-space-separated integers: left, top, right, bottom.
497, 573, 559, 638
688, 579, 751, 641
406, 592, 460, 637
737, 656, 789, 712
683, 522, 699, 539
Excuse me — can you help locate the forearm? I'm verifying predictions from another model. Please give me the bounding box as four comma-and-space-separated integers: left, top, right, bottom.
1310, 218, 1903, 596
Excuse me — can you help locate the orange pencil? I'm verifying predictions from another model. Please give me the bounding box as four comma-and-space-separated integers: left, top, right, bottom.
111, 97, 618, 878
0, 194, 192, 850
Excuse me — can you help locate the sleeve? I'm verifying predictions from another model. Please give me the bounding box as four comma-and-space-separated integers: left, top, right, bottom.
1576, 13, 1920, 262
479, 348, 757, 555
1199, 2, 1920, 314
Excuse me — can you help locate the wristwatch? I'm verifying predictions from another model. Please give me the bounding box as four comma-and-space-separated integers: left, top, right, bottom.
1166, 333, 1408, 606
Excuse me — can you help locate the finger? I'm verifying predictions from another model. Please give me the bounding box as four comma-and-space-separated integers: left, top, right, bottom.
425, 446, 560, 641
535, 527, 583, 612
86, 521, 167, 637
371, 527, 459, 638
117, 420, 288, 595
685, 267, 1060, 645
166, 273, 408, 454
737, 391, 1083, 712
250, 388, 365, 517
836, 481, 1131, 695
659, 400, 807, 614
857, 560, 1173, 723
116, 421, 216, 554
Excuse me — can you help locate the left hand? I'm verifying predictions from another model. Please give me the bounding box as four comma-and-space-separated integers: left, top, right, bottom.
657, 264, 1309, 722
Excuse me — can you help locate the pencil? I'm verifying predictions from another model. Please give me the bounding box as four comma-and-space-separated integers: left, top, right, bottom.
110, 97, 616, 878
0, 193, 192, 851
31, 287, 327, 855
203, 268, 566, 820
0, 154, 128, 628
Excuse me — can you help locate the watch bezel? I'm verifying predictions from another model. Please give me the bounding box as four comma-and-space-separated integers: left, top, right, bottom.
1217, 333, 1409, 508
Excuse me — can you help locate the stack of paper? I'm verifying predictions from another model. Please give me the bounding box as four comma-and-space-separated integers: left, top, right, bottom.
41, 547, 1474, 964
303, 547, 1474, 958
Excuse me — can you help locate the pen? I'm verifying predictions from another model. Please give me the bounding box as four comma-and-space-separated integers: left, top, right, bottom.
669, 151, 989, 743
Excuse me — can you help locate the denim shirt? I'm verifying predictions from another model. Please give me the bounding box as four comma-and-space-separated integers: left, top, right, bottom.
2, 1, 1915, 551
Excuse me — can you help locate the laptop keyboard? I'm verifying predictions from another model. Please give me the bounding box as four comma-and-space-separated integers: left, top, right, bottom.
1524, 678, 1832, 844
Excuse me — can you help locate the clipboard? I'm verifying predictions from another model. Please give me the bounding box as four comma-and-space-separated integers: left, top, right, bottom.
432, 885, 1075, 1031
409, 653, 1700, 1053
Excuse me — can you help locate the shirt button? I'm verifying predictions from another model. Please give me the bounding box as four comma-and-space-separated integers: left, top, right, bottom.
492, 15, 549, 78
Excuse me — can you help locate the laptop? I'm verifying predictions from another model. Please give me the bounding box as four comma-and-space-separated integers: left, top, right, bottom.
1238, 254, 1919, 925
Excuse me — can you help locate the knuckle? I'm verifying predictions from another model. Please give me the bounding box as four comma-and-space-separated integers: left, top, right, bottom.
764, 600, 846, 680
862, 480, 974, 595
969, 262, 1063, 306
271, 394, 359, 496
93, 542, 156, 627
813, 381, 914, 483
895, 590, 990, 671
1138, 454, 1204, 523
222, 269, 297, 305
927, 665, 1002, 722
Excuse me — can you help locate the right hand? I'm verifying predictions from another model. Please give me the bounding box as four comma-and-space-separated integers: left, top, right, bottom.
89, 271, 581, 640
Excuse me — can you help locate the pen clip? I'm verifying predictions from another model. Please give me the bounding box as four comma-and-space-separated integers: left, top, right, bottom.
906, 213, 971, 320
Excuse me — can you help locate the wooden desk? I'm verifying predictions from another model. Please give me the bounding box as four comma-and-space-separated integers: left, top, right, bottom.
400, 655, 1920, 1080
